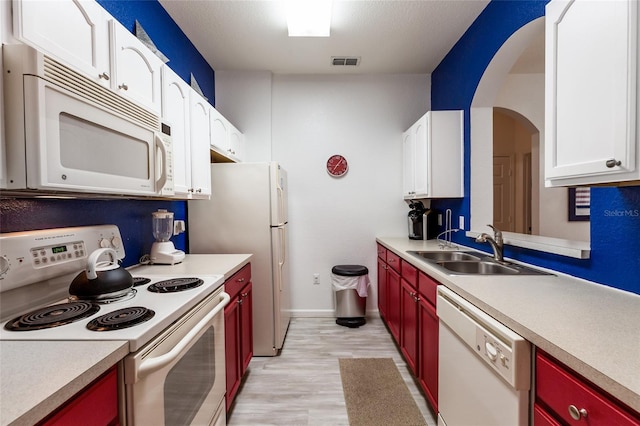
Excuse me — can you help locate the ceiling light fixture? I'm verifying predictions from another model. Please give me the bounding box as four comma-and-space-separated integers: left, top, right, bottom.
286, 0, 332, 37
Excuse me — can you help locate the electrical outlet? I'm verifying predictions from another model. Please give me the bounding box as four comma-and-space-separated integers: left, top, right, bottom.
459, 216, 465, 230
313, 273, 320, 285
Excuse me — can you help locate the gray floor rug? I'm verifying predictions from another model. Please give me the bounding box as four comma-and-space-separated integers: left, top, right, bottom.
338, 357, 427, 426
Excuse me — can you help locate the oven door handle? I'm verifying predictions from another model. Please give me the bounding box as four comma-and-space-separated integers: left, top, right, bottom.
138, 292, 230, 378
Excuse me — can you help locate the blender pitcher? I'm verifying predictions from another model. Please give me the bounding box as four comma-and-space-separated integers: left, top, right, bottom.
150, 209, 185, 264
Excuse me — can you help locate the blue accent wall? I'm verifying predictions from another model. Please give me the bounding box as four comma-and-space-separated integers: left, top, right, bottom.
430, 0, 640, 295
1, 0, 213, 267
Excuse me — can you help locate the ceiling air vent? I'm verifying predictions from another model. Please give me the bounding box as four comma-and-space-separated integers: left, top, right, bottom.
331, 57, 360, 66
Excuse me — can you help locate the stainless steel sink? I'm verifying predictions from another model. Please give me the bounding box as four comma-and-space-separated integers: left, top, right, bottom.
407, 250, 552, 275
438, 260, 519, 274
408, 251, 481, 262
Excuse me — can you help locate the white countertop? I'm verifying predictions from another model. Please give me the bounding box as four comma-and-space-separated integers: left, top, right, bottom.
0, 254, 252, 426
377, 237, 640, 412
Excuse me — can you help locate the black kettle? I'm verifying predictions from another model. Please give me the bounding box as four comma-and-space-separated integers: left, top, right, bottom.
69, 248, 133, 299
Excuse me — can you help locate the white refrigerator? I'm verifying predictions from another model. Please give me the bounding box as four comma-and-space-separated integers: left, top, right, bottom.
188, 162, 291, 356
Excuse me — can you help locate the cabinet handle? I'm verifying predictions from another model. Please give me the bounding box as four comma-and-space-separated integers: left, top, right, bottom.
568, 405, 588, 421
119, 83, 129, 91
237, 298, 243, 305
606, 159, 622, 168
237, 278, 245, 283
98, 72, 110, 81
196, 188, 202, 193
241, 292, 248, 298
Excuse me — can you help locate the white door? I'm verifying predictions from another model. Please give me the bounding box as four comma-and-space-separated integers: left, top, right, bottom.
189, 90, 211, 198
13, 0, 111, 87
162, 67, 191, 197
493, 156, 514, 232
545, 0, 638, 185
110, 21, 163, 113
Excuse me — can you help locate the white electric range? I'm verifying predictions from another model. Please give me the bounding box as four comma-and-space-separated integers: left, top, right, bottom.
0, 225, 224, 351
0, 225, 229, 425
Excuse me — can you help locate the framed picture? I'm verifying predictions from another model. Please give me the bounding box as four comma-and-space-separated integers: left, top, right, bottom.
568, 187, 590, 221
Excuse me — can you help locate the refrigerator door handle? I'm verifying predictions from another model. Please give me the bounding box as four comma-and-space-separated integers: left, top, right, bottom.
278, 227, 286, 292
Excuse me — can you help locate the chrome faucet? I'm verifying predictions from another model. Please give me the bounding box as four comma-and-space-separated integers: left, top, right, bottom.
475, 224, 504, 262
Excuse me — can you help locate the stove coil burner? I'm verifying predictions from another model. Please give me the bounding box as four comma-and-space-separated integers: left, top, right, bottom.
4, 302, 101, 331
147, 277, 204, 293
86, 307, 155, 331
133, 277, 151, 287
69, 289, 137, 305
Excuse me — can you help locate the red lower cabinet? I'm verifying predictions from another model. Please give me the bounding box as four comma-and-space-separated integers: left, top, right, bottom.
535, 351, 640, 425
387, 267, 401, 343
224, 264, 253, 412
39, 366, 119, 426
377, 256, 388, 320
400, 278, 419, 374
418, 295, 438, 412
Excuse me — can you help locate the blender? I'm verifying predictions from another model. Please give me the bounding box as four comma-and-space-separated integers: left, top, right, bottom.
150, 209, 185, 265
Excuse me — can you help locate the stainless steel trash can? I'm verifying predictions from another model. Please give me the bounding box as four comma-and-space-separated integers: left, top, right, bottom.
332, 265, 369, 328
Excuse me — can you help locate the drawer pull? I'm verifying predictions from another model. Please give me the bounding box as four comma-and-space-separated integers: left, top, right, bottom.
237, 278, 245, 283
605, 159, 621, 168
568, 405, 588, 421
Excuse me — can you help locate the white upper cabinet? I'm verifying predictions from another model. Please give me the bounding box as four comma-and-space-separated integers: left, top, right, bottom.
189, 90, 212, 199
545, 0, 639, 186
110, 21, 163, 113
210, 106, 244, 162
161, 66, 191, 197
12, 0, 111, 87
403, 110, 464, 199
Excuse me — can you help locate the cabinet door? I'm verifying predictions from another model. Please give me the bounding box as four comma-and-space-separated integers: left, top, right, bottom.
377, 257, 388, 321
228, 122, 244, 162
402, 126, 416, 197
224, 295, 240, 411
210, 106, 230, 155
419, 297, 438, 412
110, 21, 163, 113
400, 279, 418, 375
240, 281, 253, 374
12, 0, 110, 87
162, 67, 191, 197
413, 115, 429, 196
189, 91, 211, 198
545, 0, 639, 186
387, 268, 401, 343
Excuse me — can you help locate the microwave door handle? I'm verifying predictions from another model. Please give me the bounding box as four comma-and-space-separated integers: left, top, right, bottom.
155, 133, 168, 191
137, 292, 230, 379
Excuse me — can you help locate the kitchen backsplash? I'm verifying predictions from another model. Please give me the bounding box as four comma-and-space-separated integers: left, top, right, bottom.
0, 199, 187, 268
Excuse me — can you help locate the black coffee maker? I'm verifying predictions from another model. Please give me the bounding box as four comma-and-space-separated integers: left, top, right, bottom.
408, 201, 427, 240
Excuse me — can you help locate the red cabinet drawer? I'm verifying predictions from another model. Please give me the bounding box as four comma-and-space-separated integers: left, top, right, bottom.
377, 244, 387, 260
401, 259, 417, 287
536, 352, 640, 426
39, 367, 119, 426
386, 251, 401, 273
225, 263, 251, 300
418, 271, 439, 307
534, 403, 562, 426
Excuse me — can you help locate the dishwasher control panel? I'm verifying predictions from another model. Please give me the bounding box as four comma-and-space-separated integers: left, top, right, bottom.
476, 328, 514, 382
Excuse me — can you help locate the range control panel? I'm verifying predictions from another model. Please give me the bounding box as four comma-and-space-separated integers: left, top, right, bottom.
0, 225, 125, 293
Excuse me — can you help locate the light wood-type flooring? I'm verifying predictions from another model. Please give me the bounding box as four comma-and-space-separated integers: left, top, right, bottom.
227, 317, 438, 426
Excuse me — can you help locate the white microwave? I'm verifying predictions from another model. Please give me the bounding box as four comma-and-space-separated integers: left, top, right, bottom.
2, 44, 174, 197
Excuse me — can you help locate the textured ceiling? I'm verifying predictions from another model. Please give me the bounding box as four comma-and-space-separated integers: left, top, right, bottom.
158, 0, 491, 74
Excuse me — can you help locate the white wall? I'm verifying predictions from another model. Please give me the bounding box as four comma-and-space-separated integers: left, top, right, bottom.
216, 72, 430, 316
214, 70, 273, 162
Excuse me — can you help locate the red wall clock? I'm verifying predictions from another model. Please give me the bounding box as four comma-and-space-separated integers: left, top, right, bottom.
326, 155, 348, 177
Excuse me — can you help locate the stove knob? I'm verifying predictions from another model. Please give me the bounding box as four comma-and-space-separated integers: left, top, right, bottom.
0, 256, 9, 276
99, 238, 112, 248
485, 341, 498, 362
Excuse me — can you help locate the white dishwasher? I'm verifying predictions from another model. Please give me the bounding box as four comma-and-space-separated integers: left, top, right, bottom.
437, 286, 531, 426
